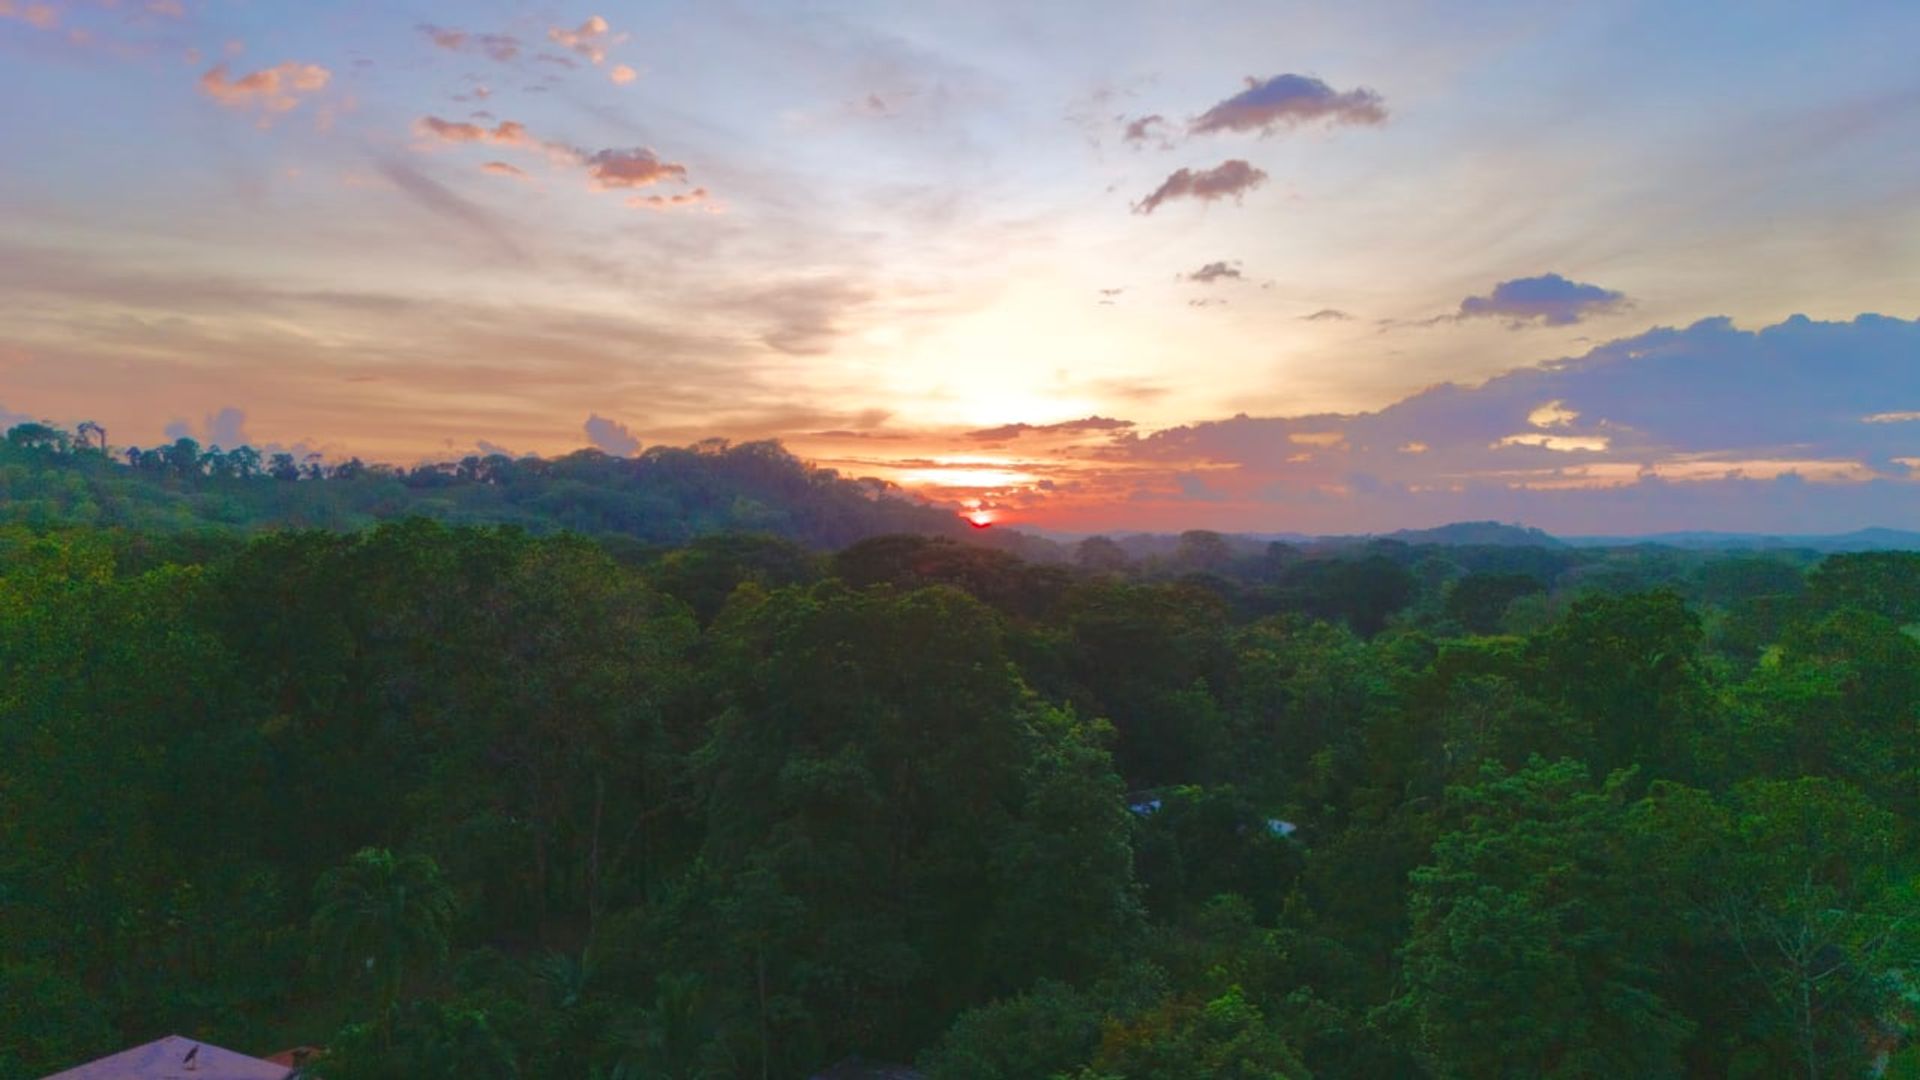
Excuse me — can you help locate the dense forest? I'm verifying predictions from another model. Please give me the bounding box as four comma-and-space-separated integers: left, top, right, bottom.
4, 424, 1920, 1078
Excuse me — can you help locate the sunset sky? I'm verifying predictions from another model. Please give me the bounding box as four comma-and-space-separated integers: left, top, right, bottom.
3, 0, 1918, 534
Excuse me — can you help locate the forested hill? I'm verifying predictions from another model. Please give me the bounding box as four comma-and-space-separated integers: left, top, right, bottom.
0, 423, 968, 549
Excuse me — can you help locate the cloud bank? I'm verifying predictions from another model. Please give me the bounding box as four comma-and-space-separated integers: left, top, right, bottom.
1062, 313, 1920, 533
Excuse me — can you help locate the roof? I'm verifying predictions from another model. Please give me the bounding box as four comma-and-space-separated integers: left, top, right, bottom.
43, 1035, 295, 1080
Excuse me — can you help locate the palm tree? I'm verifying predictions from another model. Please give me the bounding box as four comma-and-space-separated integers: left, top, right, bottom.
311, 847, 458, 1042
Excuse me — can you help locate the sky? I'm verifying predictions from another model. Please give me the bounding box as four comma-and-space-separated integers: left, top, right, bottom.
2, 0, 1918, 535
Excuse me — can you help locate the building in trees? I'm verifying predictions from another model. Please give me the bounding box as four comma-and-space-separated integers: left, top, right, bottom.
45, 1035, 296, 1079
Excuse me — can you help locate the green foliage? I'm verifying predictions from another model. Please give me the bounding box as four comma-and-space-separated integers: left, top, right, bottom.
1085, 985, 1307, 1080
311, 848, 459, 1027
1530, 589, 1708, 774
919, 980, 1103, 1080
1392, 760, 1693, 1078
1442, 572, 1546, 634
310, 1000, 520, 1080
1808, 551, 1920, 624
0, 962, 116, 1080
3, 504, 1918, 1076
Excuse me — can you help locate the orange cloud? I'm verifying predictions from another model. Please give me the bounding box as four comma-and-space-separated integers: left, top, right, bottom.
610, 63, 637, 85
415, 116, 535, 147
412, 115, 710, 205
0, 1, 58, 29
481, 161, 528, 180
199, 62, 331, 113
548, 14, 620, 64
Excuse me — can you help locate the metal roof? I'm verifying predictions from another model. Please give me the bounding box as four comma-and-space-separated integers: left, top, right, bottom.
42, 1035, 294, 1080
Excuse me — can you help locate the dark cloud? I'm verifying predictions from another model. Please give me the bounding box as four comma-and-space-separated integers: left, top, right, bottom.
966, 415, 1136, 442
1458, 273, 1629, 327
1186, 260, 1242, 284
1191, 74, 1387, 136
584, 413, 642, 456
1301, 308, 1354, 322
1133, 159, 1267, 214
583, 148, 689, 190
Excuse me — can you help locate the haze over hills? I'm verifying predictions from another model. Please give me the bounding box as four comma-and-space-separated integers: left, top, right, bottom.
6, 428, 1916, 557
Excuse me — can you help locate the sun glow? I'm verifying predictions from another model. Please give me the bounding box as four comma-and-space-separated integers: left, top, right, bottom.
895, 456, 1039, 489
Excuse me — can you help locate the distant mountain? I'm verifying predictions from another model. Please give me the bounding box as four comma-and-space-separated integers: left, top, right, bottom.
1565, 527, 1920, 553
1384, 521, 1566, 548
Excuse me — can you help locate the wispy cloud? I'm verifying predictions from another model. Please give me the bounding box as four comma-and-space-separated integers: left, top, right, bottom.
628, 188, 711, 211
371, 156, 528, 262
418, 24, 521, 62
1133, 159, 1267, 214
412, 116, 706, 203
966, 416, 1135, 442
